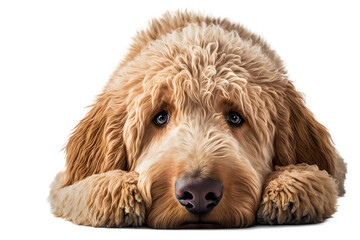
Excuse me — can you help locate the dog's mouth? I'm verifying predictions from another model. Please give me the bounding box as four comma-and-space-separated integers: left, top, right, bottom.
181, 222, 221, 229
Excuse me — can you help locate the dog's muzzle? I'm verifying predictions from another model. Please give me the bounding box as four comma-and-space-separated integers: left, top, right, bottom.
175, 176, 223, 216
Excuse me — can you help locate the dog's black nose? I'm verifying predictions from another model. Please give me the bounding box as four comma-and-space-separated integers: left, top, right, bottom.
175, 177, 223, 216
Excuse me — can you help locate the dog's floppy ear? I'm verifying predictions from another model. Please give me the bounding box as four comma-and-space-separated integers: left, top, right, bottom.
62, 93, 127, 187
273, 82, 336, 175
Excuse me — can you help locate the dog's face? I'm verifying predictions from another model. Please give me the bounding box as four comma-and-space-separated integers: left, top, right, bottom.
118, 24, 280, 228
64, 15, 337, 228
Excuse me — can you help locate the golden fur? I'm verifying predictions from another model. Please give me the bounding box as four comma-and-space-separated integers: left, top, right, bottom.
49, 11, 346, 228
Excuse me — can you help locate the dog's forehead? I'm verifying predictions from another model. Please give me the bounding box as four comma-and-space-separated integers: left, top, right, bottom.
109, 23, 284, 117
138, 24, 266, 109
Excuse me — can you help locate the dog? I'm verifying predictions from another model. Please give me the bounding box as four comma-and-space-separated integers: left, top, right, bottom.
49, 11, 347, 228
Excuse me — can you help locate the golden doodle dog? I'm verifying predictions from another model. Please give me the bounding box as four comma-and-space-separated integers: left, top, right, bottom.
49, 11, 347, 228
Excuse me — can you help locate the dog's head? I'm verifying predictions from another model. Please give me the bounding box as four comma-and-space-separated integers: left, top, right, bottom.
64, 12, 337, 228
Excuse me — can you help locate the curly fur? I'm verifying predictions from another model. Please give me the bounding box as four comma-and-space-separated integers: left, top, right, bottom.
49, 11, 346, 228
257, 164, 338, 224
50, 170, 145, 227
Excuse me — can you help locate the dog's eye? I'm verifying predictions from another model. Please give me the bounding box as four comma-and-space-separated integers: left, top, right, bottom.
226, 112, 244, 126
153, 111, 170, 127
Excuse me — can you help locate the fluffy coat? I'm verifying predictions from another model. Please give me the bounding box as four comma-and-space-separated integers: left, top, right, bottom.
49, 11, 346, 228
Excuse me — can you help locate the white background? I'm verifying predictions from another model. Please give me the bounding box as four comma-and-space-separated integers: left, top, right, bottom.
1, 0, 359, 239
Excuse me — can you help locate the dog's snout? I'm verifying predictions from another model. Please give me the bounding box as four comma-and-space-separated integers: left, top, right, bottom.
175, 177, 223, 216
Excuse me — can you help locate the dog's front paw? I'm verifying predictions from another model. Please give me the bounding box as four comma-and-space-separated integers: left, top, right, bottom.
256, 177, 308, 224
90, 171, 146, 227
114, 171, 146, 227
257, 164, 337, 225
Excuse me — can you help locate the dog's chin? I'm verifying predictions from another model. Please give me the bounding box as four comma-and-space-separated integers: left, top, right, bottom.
180, 222, 222, 229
